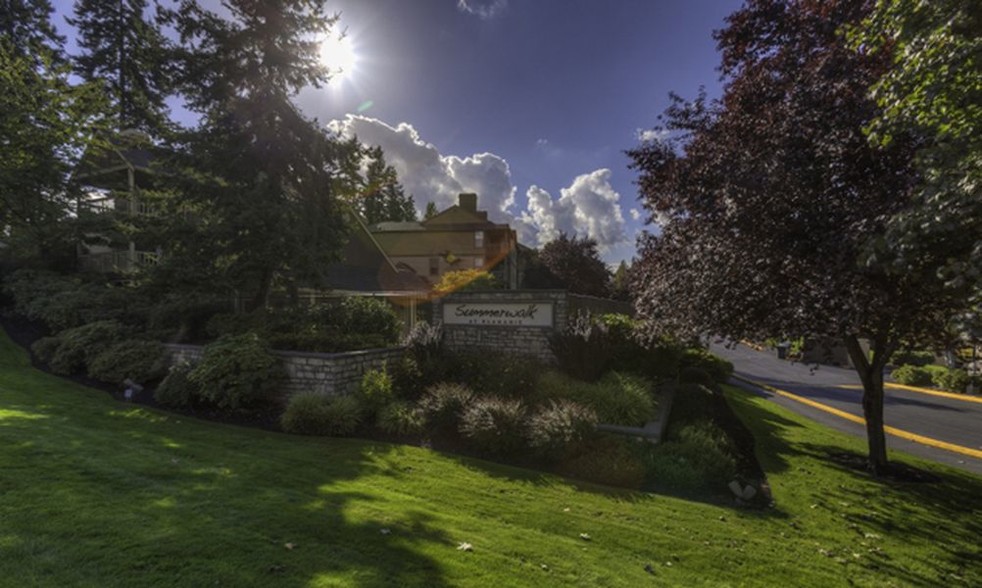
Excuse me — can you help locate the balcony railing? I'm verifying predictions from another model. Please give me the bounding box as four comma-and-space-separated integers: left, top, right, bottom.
78, 250, 160, 273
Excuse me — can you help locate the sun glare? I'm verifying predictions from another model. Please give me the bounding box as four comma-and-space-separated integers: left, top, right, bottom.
319, 33, 357, 83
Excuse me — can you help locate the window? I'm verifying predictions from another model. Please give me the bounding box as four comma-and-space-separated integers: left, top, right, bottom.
429, 257, 439, 276
474, 231, 484, 248
474, 257, 483, 269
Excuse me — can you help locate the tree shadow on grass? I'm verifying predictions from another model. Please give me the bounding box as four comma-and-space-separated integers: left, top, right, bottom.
793, 443, 982, 587
722, 385, 805, 476
0, 376, 454, 587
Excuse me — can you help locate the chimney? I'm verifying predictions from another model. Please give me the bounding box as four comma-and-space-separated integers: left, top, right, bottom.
459, 193, 478, 212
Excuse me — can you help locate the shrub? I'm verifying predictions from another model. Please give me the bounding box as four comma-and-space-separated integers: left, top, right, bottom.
666, 383, 717, 428
459, 396, 529, 456
528, 400, 598, 460
87, 340, 168, 385
449, 350, 542, 398
556, 436, 647, 489
3, 270, 129, 331
280, 393, 363, 436
418, 382, 474, 430
679, 348, 733, 383
548, 312, 612, 381
377, 400, 426, 437
46, 320, 129, 375
154, 362, 198, 408
650, 422, 737, 492
189, 334, 284, 411
389, 354, 425, 400
30, 336, 63, 365
889, 349, 935, 367
333, 297, 400, 344
359, 367, 394, 418
147, 297, 229, 343
538, 370, 656, 426
932, 368, 970, 393
891, 364, 934, 387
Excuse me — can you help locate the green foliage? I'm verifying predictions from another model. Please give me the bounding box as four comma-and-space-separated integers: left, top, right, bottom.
354, 145, 416, 224
0, 41, 108, 266
418, 382, 474, 431
358, 368, 394, 418
280, 393, 363, 437
536, 234, 611, 297
188, 334, 284, 411
153, 362, 197, 408
548, 313, 613, 382
458, 397, 529, 457
43, 320, 129, 375
889, 349, 936, 367
931, 367, 971, 393
377, 401, 426, 437
87, 339, 167, 385
3, 270, 128, 331
30, 336, 62, 365
433, 269, 499, 294
388, 354, 425, 400
891, 364, 934, 387
538, 370, 655, 427
205, 297, 399, 352
448, 350, 542, 398
680, 348, 733, 384
650, 422, 737, 492
403, 322, 447, 386
527, 400, 598, 460
69, 0, 170, 132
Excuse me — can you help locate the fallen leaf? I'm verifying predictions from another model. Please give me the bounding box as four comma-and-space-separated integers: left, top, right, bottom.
284, 543, 297, 550
579, 533, 591, 541
457, 542, 473, 552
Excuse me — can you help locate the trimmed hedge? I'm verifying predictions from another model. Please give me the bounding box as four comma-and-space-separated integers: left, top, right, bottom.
280, 393, 363, 436
87, 339, 168, 385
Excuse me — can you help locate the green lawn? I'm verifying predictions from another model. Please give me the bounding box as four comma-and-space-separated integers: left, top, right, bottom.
1, 331, 979, 587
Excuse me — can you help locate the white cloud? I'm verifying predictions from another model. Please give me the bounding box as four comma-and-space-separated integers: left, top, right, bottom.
523, 170, 628, 251
328, 115, 628, 252
635, 128, 670, 143
630, 208, 642, 221
457, 0, 508, 19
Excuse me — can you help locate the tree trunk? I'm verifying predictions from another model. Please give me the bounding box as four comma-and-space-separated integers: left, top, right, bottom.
843, 334, 894, 475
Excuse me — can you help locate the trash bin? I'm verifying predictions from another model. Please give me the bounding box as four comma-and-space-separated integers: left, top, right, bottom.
777, 344, 789, 359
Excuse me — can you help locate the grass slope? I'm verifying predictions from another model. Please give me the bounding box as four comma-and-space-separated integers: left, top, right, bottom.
1, 331, 979, 587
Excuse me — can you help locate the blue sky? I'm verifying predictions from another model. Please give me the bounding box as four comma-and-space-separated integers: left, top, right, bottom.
54, 0, 744, 264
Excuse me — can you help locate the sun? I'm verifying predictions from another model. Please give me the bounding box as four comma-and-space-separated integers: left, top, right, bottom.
319, 33, 357, 83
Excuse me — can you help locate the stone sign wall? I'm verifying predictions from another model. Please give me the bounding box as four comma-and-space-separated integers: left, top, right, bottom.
164, 344, 405, 398
431, 290, 569, 362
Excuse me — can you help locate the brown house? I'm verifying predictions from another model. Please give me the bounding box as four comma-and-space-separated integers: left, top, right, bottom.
370, 193, 520, 289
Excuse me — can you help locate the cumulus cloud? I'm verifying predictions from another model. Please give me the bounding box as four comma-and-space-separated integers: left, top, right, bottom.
327, 115, 515, 220
328, 115, 628, 251
522, 170, 627, 251
630, 208, 642, 221
457, 0, 508, 19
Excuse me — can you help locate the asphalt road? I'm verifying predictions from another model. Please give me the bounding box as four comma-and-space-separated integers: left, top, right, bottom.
709, 342, 982, 476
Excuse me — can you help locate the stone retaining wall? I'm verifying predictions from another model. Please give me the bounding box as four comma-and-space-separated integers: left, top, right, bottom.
164, 344, 405, 397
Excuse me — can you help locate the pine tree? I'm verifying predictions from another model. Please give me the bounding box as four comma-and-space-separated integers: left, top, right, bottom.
0, 0, 64, 62
69, 0, 170, 132
424, 201, 438, 220
359, 146, 416, 224
158, 0, 353, 308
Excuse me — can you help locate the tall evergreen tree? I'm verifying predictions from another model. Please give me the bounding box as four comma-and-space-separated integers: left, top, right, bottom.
358, 146, 416, 224
69, 0, 170, 132
157, 0, 354, 308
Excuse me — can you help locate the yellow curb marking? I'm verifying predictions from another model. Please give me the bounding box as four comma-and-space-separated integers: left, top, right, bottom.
736, 377, 982, 460
838, 383, 982, 405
